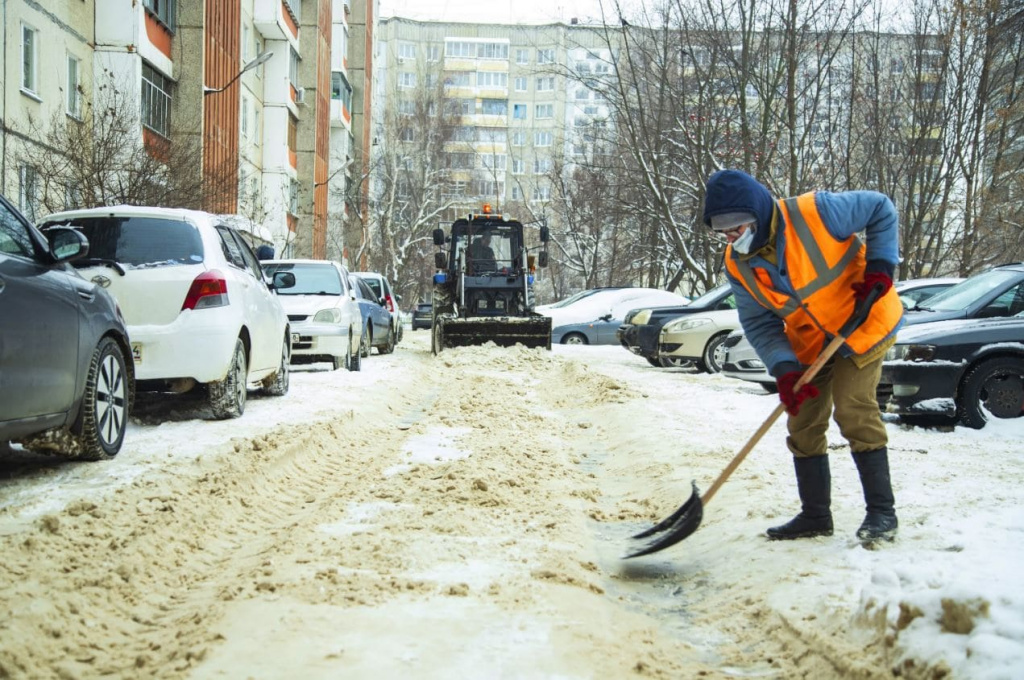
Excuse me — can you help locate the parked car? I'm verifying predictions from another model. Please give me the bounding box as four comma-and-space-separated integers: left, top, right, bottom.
1, 194, 133, 459
411, 302, 433, 331
722, 277, 969, 392
543, 287, 688, 345
262, 259, 362, 372
535, 287, 625, 314
897, 277, 964, 310
657, 305, 740, 374
38, 206, 294, 420
353, 272, 402, 345
619, 284, 734, 366
349, 274, 395, 356
881, 312, 1024, 428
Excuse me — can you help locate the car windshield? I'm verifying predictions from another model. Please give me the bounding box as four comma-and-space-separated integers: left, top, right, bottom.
39, 216, 204, 268
549, 289, 606, 308
263, 263, 343, 295
688, 285, 729, 307
915, 269, 1019, 311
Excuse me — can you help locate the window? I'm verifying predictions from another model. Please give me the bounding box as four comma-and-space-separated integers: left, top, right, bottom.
512, 104, 527, 120
512, 159, 525, 174
289, 47, 300, 89
242, 24, 251, 61
399, 43, 416, 60
21, 24, 37, 93
532, 185, 551, 201
288, 114, 297, 156
477, 43, 509, 60
477, 128, 503, 143
536, 76, 555, 91
426, 46, 440, 62
515, 49, 529, 65
512, 131, 526, 146
399, 72, 416, 88
445, 72, 471, 87
537, 48, 555, 65
514, 77, 527, 92
288, 180, 299, 215
446, 153, 475, 169
66, 54, 81, 117
143, 0, 176, 31
0, 199, 35, 257
446, 41, 474, 58
476, 72, 508, 88
511, 186, 522, 200
452, 127, 475, 142
19, 166, 40, 221
534, 158, 551, 174
141, 63, 172, 137
398, 99, 416, 116
481, 154, 506, 169
447, 98, 473, 115
576, 88, 590, 100
253, 108, 261, 146
535, 104, 553, 119
534, 131, 552, 147
241, 96, 250, 138
332, 72, 353, 110
399, 127, 416, 142
481, 99, 507, 115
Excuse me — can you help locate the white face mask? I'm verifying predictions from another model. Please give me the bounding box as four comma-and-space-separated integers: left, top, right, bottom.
731, 225, 757, 254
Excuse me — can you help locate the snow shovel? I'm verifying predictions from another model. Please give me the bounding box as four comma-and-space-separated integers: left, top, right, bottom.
624, 283, 887, 559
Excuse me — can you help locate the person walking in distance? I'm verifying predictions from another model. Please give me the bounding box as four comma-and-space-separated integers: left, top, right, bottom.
703, 169, 903, 543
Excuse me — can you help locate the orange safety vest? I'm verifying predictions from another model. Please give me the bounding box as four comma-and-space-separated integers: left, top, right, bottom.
725, 192, 903, 365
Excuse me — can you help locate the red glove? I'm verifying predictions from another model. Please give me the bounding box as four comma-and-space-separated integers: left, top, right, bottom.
777, 371, 820, 416
852, 270, 892, 302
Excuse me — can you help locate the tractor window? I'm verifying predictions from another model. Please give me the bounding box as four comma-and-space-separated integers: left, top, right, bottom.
466, 229, 513, 274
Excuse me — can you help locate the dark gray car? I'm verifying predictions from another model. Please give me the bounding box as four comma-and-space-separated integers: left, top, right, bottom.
0, 194, 133, 460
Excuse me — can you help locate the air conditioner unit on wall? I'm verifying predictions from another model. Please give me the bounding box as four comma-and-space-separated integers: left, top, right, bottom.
295, 87, 306, 105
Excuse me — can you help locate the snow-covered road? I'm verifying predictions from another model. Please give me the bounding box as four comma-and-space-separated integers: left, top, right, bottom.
1, 331, 1021, 679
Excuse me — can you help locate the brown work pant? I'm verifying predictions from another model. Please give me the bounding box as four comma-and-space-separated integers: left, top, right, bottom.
787, 354, 888, 458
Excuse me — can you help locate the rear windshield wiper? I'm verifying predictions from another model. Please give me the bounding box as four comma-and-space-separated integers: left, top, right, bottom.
75, 258, 126, 276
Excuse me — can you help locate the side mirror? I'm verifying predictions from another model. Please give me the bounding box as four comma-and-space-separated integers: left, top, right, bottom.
432, 228, 445, 246
539, 226, 550, 243
46, 227, 89, 262
395, 293, 402, 303
434, 252, 447, 269
538, 251, 548, 268
599, 313, 612, 321
272, 271, 296, 290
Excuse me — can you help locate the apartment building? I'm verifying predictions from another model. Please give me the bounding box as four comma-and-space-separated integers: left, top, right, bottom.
1, 0, 373, 262
375, 17, 617, 220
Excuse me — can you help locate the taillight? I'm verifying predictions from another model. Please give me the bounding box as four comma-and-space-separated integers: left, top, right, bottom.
385, 294, 395, 313
182, 270, 229, 310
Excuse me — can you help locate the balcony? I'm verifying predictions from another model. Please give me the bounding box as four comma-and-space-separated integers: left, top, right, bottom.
254, 0, 299, 44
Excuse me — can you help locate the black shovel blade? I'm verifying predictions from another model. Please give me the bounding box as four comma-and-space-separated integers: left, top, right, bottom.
623, 483, 704, 559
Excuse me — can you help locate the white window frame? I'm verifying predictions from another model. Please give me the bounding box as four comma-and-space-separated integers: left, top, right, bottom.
512, 159, 525, 175
536, 76, 555, 91
511, 185, 522, 200
512, 104, 527, 120
534, 158, 551, 174
398, 43, 416, 60
21, 23, 38, 95
426, 45, 440, 62
399, 72, 417, 88
534, 131, 552, 147
535, 104, 553, 119
515, 49, 529, 65
66, 54, 81, 118
19, 165, 40, 221
537, 48, 555, 65
514, 77, 527, 92
512, 131, 526, 146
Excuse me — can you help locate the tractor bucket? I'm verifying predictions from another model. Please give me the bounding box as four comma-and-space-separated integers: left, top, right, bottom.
439, 316, 552, 350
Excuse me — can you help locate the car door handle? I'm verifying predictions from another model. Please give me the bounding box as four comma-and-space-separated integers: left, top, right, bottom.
77, 289, 95, 302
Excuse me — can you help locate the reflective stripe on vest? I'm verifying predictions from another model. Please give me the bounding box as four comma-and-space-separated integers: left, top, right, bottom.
726, 192, 902, 364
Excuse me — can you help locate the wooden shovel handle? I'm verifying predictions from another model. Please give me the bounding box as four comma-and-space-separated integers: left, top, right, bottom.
699, 283, 886, 506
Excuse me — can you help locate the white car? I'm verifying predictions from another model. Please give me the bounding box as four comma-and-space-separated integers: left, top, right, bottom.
262, 259, 363, 371
658, 307, 741, 373
541, 287, 689, 333
38, 206, 293, 419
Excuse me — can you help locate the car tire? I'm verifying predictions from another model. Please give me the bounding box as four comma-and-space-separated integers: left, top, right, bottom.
348, 328, 362, 372
561, 332, 588, 345
74, 337, 130, 460
645, 356, 661, 368
957, 357, 1024, 429
359, 326, 370, 358
261, 335, 290, 396
696, 332, 730, 374
760, 382, 779, 394
209, 338, 247, 419
379, 328, 396, 355
658, 356, 693, 369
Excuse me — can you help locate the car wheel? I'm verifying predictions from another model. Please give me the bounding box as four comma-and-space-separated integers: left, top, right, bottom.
209, 338, 247, 419
74, 337, 130, 460
261, 335, 290, 396
397, 324, 404, 343
658, 356, 693, 369
696, 333, 730, 374
957, 357, 1024, 429
359, 326, 371, 358
760, 382, 779, 394
379, 328, 396, 355
348, 328, 362, 372
645, 356, 661, 368
561, 332, 588, 345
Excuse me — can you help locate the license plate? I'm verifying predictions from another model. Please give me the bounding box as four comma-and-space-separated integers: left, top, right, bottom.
131, 343, 142, 363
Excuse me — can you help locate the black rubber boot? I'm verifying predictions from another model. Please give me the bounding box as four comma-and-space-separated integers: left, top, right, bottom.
766, 456, 834, 540
853, 448, 898, 542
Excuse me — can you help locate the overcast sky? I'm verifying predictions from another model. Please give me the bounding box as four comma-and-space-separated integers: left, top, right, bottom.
379, 0, 628, 24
